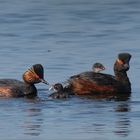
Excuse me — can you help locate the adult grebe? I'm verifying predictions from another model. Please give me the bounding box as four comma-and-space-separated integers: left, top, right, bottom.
67, 53, 131, 95
48, 62, 105, 99
0, 64, 49, 98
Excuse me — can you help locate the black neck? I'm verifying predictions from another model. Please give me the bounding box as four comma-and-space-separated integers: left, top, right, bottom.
24, 83, 37, 97
114, 68, 131, 92
115, 71, 130, 85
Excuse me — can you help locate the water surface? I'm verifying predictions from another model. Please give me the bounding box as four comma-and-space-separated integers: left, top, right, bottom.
0, 0, 140, 140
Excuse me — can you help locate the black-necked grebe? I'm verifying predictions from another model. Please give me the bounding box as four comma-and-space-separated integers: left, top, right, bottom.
48, 63, 105, 99
67, 53, 131, 95
0, 64, 49, 98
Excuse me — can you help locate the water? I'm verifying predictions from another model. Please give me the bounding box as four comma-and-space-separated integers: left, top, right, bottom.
0, 0, 140, 139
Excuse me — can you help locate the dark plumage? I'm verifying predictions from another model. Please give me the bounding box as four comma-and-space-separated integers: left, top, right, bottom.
48, 83, 70, 99
67, 53, 132, 95
0, 64, 49, 98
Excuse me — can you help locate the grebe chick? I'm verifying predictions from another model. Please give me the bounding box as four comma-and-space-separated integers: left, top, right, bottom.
48, 83, 70, 99
92, 63, 105, 73
0, 64, 49, 98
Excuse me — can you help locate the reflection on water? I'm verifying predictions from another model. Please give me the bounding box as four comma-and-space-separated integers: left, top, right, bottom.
115, 102, 131, 112
0, 92, 136, 140
114, 117, 131, 137
23, 108, 43, 136
78, 93, 131, 101
93, 123, 105, 133
114, 101, 131, 137
86, 100, 131, 137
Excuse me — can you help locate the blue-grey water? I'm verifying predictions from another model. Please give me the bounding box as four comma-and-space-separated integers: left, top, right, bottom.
0, 0, 140, 140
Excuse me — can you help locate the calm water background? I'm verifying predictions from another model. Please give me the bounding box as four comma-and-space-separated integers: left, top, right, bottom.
0, 0, 140, 140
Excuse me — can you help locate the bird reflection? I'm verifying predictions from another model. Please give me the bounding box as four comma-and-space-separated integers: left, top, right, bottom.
76, 92, 131, 101
22, 107, 44, 136
114, 101, 131, 137
85, 95, 131, 138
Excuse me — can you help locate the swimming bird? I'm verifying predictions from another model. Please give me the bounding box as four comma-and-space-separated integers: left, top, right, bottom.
0, 64, 49, 98
48, 83, 70, 99
67, 53, 132, 95
48, 63, 105, 99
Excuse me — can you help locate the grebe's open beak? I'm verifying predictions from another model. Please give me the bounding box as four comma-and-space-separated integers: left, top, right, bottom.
49, 85, 54, 91
40, 79, 49, 85
49, 85, 57, 92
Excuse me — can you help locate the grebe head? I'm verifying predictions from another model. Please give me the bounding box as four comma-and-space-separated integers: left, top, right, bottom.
53, 83, 63, 91
23, 64, 49, 85
118, 53, 131, 63
92, 63, 105, 73
49, 83, 63, 92
115, 53, 132, 71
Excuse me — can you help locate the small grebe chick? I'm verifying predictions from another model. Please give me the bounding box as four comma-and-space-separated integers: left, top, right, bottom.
48, 83, 70, 99
92, 63, 105, 73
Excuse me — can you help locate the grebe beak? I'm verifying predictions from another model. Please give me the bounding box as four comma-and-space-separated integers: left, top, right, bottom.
49, 85, 57, 92
40, 79, 49, 85
49, 85, 54, 91
103, 66, 106, 70
28, 68, 49, 85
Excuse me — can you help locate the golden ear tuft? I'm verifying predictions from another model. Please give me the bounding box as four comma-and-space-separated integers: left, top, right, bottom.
23, 69, 41, 84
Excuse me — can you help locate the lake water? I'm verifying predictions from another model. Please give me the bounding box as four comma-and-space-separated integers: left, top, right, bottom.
0, 0, 140, 140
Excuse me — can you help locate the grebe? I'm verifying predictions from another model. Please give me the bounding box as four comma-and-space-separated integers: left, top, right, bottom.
48, 83, 70, 99
92, 63, 105, 73
0, 64, 49, 98
48, 63, 105, 99
67, 53, 131, 95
